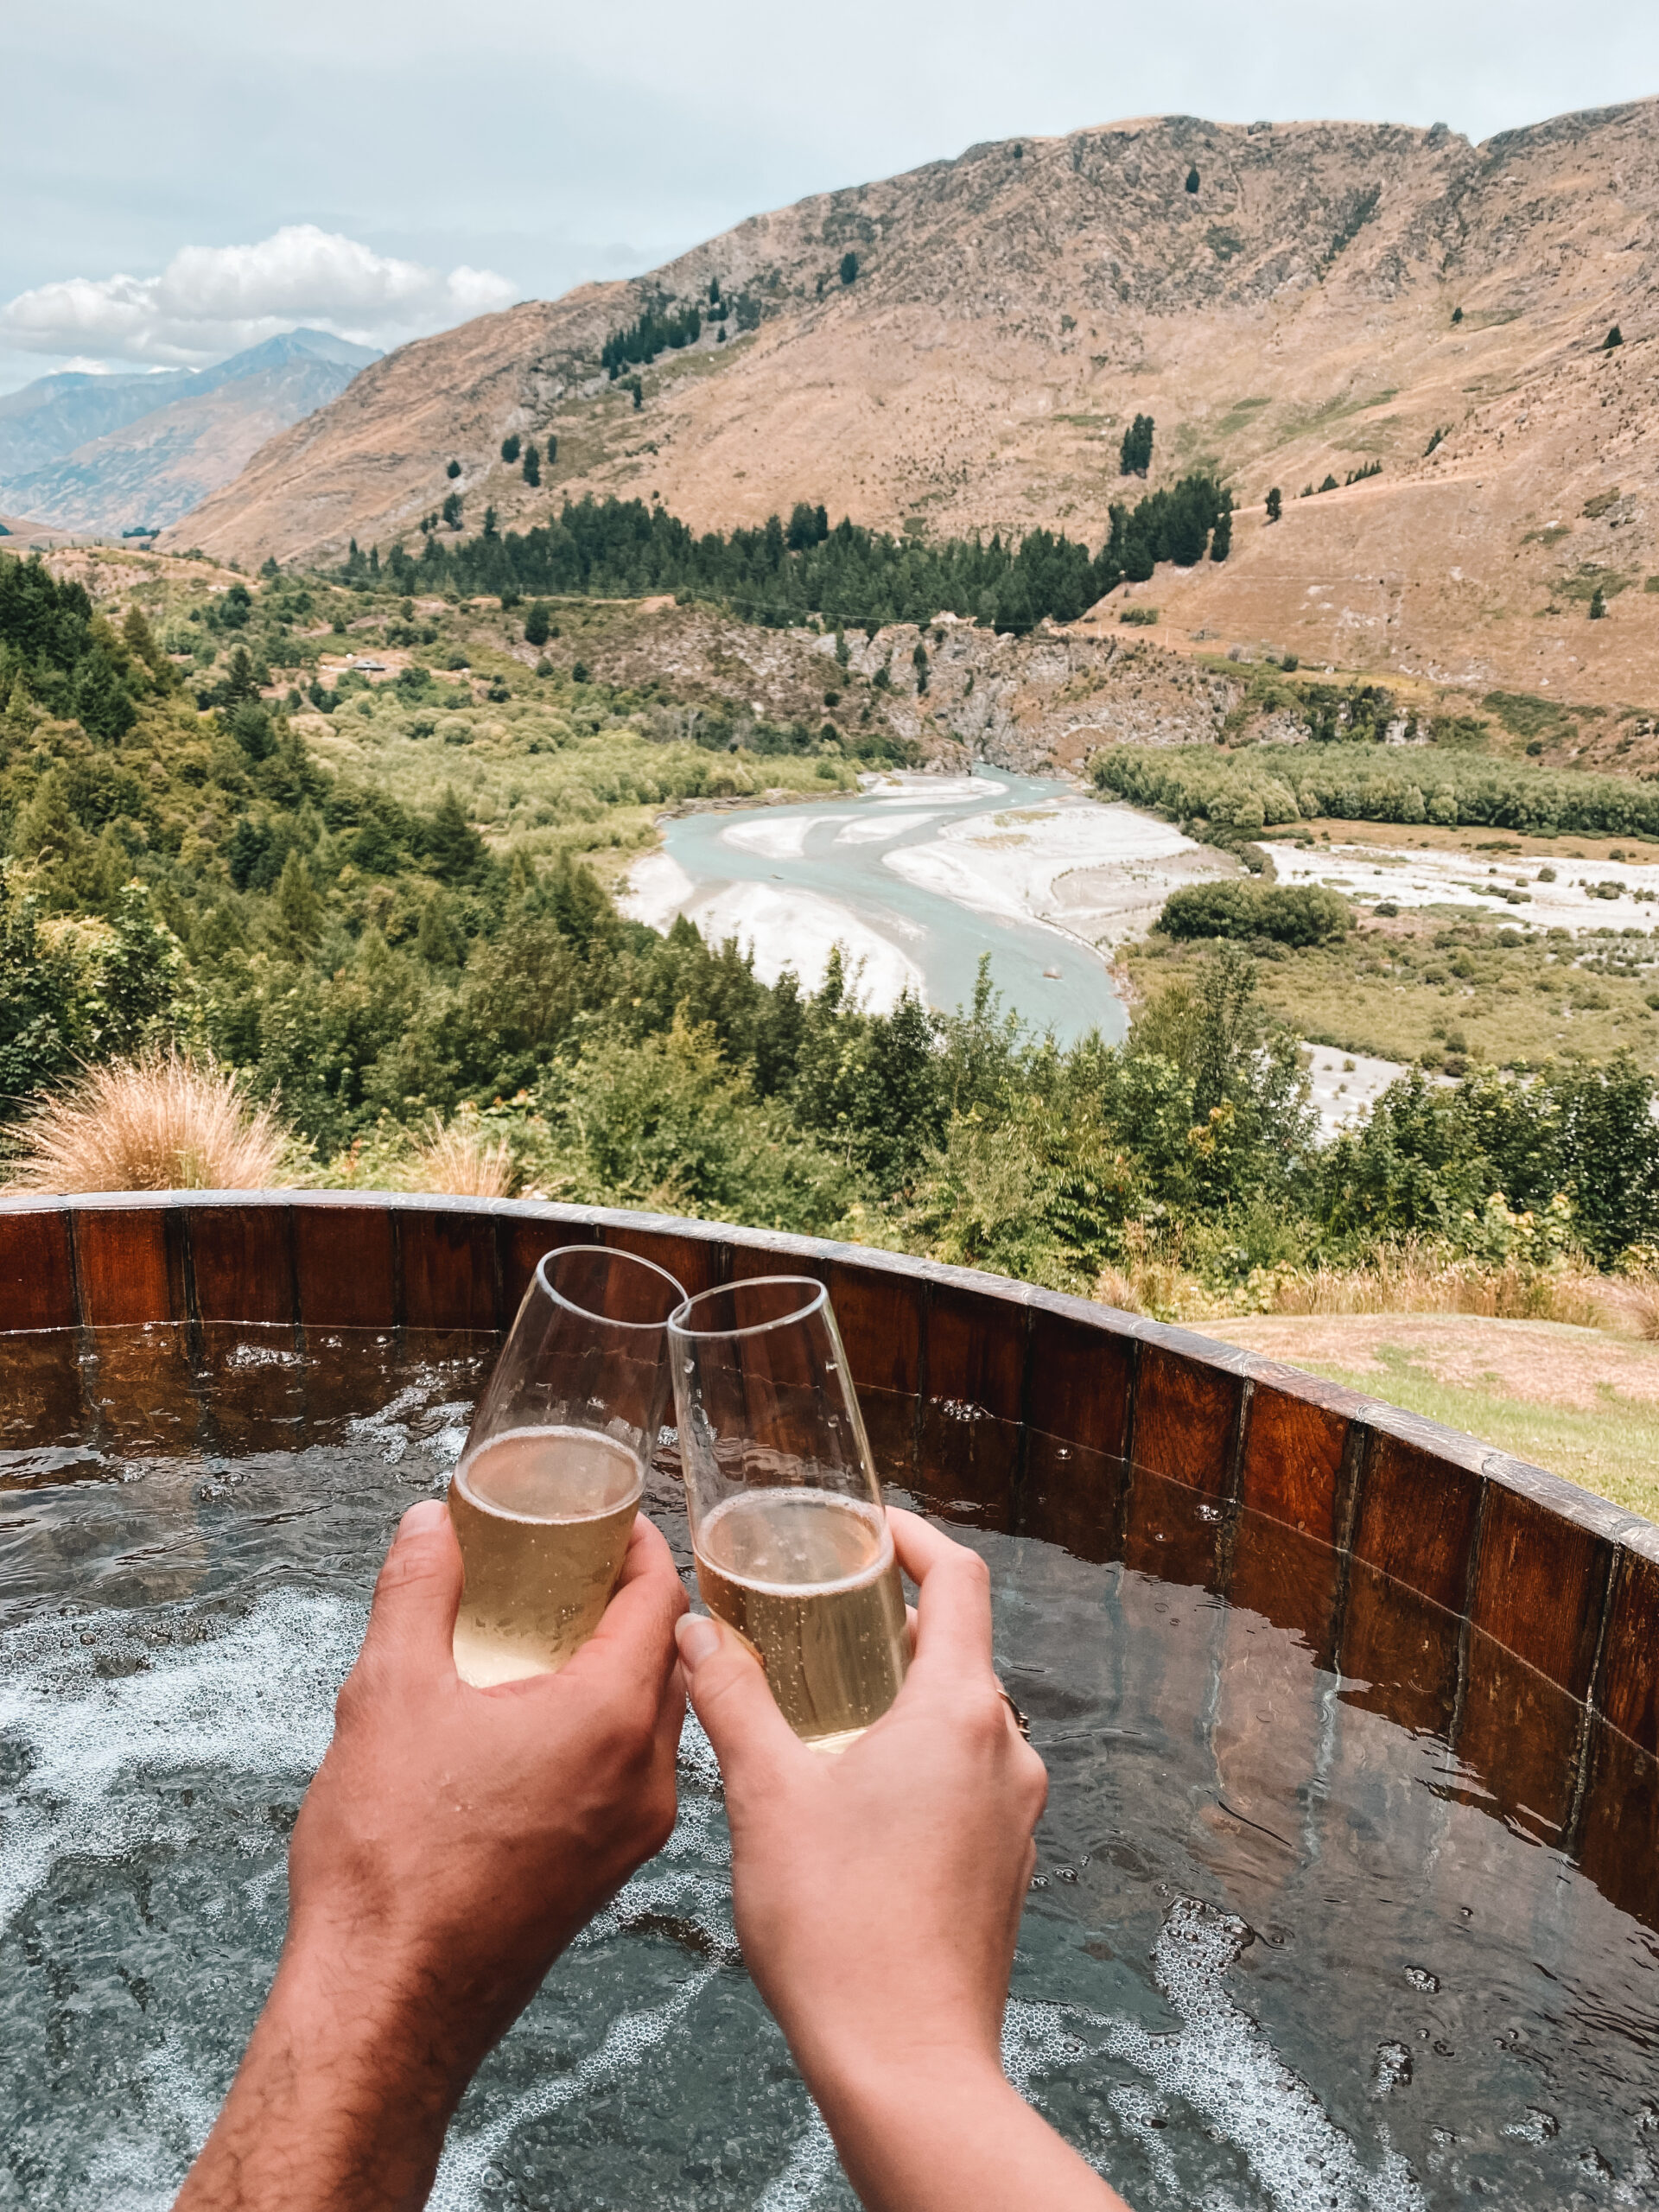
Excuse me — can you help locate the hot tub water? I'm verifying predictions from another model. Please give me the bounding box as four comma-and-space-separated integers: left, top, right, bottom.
3, 1330, 1656, 2210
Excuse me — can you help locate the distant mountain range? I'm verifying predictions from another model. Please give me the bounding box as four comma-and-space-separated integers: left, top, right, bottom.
0, 329, 378, 535
167, 99, 1659, 703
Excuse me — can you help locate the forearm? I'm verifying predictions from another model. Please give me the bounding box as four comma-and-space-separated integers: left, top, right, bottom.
810, 2050, 1133, 2212
175, 1945, 463, 2212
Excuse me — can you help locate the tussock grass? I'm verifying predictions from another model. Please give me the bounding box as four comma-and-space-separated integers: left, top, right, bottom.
1258, 1250, 1605, 1328
1095, 1233, 1610, 1331
404, 1112, 517, 1199
4, 1048, 288, 1193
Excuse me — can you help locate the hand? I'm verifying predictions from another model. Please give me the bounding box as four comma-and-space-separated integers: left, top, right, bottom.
176, 1497, 687, 2212
676, 1508, 1130, 2212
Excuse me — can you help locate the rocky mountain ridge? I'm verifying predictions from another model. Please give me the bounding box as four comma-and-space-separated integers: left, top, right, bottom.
166, 102, 1659, 702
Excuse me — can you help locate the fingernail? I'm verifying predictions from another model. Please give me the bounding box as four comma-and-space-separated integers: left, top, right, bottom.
675, 1614, 722, 1670
400, 1498, 448, 1537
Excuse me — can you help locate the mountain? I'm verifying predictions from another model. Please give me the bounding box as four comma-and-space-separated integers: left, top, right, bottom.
163, 105, 1659, 702
0, 368, 200, 477
1, 330, 379, 535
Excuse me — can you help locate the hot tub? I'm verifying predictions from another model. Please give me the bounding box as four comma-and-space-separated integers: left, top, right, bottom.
3, 1193, 1656, 2209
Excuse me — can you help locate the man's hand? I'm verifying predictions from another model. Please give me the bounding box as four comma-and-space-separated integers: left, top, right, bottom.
677, 1508, 1132, 2212
176, 1497, 687, 2212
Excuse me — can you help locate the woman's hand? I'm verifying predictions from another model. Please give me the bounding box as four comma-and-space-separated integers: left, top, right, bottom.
176, 1497, 687, 2212
676, 1507, 1131, 2212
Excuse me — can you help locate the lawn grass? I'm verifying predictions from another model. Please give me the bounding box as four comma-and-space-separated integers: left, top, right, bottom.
1273, 1342, 1659, 1521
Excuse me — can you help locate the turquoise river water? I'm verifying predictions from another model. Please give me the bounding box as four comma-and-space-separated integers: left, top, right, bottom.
657, 772, 1128, 1045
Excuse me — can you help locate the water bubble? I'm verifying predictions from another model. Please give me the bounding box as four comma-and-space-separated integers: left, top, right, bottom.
1373, 2044, 1413, 2098
1502, 2109, 1560, 2145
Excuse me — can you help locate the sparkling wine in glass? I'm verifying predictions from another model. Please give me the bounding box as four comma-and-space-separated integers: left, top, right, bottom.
669, 1276, 908, 1751
448, 1244, 684, 1686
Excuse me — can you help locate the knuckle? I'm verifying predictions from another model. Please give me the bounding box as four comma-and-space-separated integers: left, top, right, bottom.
598, 1692, 662, 1771
960, 1683, 1009, 1750
334, 1667, 371, 1729
376, 1541, 447, 1598
695, 1655, 756, 1721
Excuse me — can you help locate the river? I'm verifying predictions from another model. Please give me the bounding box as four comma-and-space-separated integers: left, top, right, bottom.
625, 771, 1132, 1045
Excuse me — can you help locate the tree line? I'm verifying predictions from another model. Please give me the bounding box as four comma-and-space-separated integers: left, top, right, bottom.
1094, 741, 1659, 839
361, 479, 1233, 634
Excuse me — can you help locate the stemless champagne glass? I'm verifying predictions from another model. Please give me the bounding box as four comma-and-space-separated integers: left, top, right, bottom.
448, 1244, 685, 1686
669, 1276, 908, 1752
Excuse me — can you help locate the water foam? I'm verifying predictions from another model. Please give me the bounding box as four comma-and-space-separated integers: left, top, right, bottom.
0, 1587, 359, 1937
1011, 1897, 1427, 2212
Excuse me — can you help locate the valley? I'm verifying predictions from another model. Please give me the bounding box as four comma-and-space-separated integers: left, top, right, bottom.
11, 91, 1659, 1391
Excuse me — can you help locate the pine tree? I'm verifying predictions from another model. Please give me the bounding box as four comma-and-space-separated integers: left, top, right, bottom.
522, 442, 541, 487
1209, 490, 1233, 563
840, 251, 859, 285
273, 848, 323, 955
1590, 588, 1608, 620
442, 491, 463, 531
229, 700, 276, 760
1119, 413, 1154, 477
500, 434, 521, 463
1605, 325, 1624, 350
426, 787, 490, 884
2, 673, 40, 742
222, 644, 260, 704
121, 602, 167, 681
446, 459, 461, 480
416, 890, 462, 966
1185, 167, 1200, 194
546, 434, 558, 465
1265, 486, 1282, 524
524, 601, 550, 647
912, 640, 930, 693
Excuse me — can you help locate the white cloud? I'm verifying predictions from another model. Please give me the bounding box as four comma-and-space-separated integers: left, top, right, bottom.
0, 225, 518, 367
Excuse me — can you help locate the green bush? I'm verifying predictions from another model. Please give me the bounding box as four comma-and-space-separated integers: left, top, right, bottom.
1159, 880, 1352, 945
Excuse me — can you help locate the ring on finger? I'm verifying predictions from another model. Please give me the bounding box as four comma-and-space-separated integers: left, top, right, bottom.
996, 1685, 1031, 1742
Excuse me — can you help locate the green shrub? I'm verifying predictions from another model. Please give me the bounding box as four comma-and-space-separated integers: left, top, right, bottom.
1159, 880, 1352, 946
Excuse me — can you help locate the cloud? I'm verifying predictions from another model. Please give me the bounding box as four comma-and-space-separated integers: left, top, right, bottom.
0, 225, 518, 367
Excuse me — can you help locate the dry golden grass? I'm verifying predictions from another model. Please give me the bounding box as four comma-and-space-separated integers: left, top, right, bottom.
1094, 1231, 1613, 1333
402, 1113, 517, 1199
3, 1048, 287, 1193
1258, 1251, 1607, 1329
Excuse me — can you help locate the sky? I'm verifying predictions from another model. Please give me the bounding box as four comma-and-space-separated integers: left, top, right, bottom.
3, 0, 1659, 394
